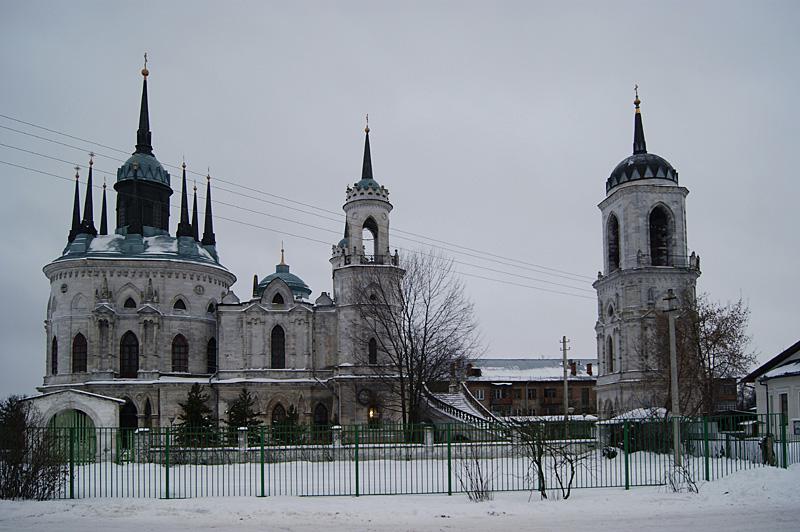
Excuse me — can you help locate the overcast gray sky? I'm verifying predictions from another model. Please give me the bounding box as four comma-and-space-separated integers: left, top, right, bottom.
1, 1, 798, 397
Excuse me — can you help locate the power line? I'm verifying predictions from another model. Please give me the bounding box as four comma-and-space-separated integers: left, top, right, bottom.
0, 113, 595, 282
0, 157, 595, 299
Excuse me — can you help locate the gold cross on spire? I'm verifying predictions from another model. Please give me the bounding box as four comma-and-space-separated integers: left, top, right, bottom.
365, 113, 370, 134
280, 241, 286, 265
74, 166, 80, 179
89, 152, 94, 166
142, 52, 149, 78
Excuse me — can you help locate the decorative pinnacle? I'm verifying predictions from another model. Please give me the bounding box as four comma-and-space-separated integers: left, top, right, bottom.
206, 168, 211, 182
74, 166, 80, 179
142, 52, 149, 78
634, 84, 641, 110
103, 176, 106, 189
89, 152, 94, 166
193, 179, 197, 192
280, 241, 286, 265
365, 113, 369, 134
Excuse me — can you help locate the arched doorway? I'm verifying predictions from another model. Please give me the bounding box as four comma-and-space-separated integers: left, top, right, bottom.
119, 400, 138, 450
48, 409, 96, 462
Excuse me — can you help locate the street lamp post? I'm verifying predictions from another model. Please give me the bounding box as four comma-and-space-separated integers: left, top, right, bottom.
664, 289, 682, 467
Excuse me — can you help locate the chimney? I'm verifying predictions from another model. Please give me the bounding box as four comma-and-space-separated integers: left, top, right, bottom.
587, 363, 593, 376
570, 361, 577, 376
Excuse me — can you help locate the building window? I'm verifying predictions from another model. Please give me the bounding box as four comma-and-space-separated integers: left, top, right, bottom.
124, 297, 136, 309
120, 331, 139, 378
649, 205, 672, 266
607, 336, 615, 373
51, 337, 58, 375
493, 388, 509, 400
475, 389, 484, 401
206, 338, 217, 374
173, 299, 187, 311
272, 293, 285, 305
72, 333, 87, 373
527, 388, 537, 400
270, 326, 285, 369
206, 302, 216, 314
272, 403, 287, 425
513, 388, 522, 400
368, 338, 378, 365
607, 213, 620, 272
581, 388, 590, 406
544, 388, 556, 399
171, 334, 189, 372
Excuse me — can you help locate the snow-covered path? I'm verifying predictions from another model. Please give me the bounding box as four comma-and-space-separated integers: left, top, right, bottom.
1, 465, 797, 531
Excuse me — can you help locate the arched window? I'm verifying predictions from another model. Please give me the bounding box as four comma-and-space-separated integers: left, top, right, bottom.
143, 399, 152, 429
272, 293, 285, 305
51, 337, 58, 375
270, 326, 285, 369
173, 299, 187, 311
272, 403, 286, 424
206, 302, 216, 314
649, 205, 672, 266
206, 338, 217, 374
368, 338, 378, 365
124, 297, 137, 309
313, 403, 328, 426
607, 214, 620, 272
607, 336, 615, 373
362, 216, 379, 257
120, 331, 139, 378
72, 333, 87, 373
172, 334, 189, 373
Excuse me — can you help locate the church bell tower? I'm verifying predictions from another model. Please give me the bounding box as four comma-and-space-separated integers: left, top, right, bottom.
593, 91, 701, 417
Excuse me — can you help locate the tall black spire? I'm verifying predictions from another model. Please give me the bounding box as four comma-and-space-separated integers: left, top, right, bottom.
361, 116, 373, 180
79, 155, 97, 236
191, 180, 200, 241
99, 180, 108, 236
633, 85, 647, 155
135, 54, 153, 156
176, 162, 193, 237
68, 167, 81, 242
201, 173, 216, 246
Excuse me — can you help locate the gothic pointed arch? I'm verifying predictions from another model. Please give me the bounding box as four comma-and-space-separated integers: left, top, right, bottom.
368, 337, 378, 365
51, 336, 58, 375
70, 294, 88, 311
143, 397, 153, 428
362, 216, 379, 256
206, 337, 217, 374
270, 325, 285, 369
606, 335, 615, 373
72, 333, 87, 373
120, 330, 139, 378
171, 334, 189, 372
271, 403, 286, 424
648, 204, 674, 266
172, 296, 188, 312
313, 403, 328, 426
272, 293, 285, 305
607, 213, 620, 272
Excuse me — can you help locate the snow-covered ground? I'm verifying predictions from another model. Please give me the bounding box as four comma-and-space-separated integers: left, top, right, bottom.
1, 465, 797, 531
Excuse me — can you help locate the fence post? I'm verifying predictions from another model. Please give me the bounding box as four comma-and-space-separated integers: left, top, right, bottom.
164, 427, 170, 499
447, 424, 452, 496
69, 427, 75, 499
623, 420, 629, 490
259, 426, 266, 497
354, 426, 360, 497
703, 417, 710, 481
781, 417, 788, 469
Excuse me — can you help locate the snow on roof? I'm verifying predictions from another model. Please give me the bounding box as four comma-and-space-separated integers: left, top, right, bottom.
763, 359, 800, 380
597, 407, 667, 424
23, 388, 126, 404
468, 358, 597, 382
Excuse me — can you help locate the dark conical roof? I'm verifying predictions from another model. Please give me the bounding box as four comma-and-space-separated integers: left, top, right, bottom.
79, 158, 97, 236
606, 94, 678, 193
177, 163, 193, 237
354, 125, 382, 190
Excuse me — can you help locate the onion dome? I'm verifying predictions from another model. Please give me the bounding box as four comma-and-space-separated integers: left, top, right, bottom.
606, 92, 678, 193
255, 247, 311, 300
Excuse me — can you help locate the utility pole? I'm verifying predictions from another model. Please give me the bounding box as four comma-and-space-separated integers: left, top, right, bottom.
664, 289, 682, 467
562, 335, 570, 439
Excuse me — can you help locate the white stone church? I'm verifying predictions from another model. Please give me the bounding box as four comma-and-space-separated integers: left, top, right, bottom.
29, 66, 702, 430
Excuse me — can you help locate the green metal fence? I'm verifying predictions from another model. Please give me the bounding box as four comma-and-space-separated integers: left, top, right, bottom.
2, 414, 796, 499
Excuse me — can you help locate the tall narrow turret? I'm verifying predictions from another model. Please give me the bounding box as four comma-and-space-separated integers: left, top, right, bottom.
79, 156, 97, 236
67, 167, 81, 242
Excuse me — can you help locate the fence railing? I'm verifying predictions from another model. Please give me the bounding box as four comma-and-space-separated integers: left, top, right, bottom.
1, 414, 796, 499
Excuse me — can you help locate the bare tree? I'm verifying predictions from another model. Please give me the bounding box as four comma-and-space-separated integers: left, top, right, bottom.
0, 396, 65, 500
642, 293, 757, 415
350, 251, 481, 426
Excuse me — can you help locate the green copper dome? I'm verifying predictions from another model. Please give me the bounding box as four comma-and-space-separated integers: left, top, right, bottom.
117, 152, 171, 188
256, 263, 311, 299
